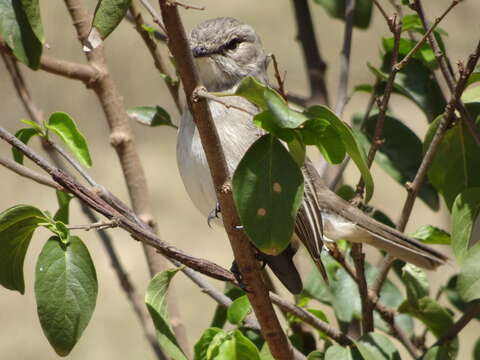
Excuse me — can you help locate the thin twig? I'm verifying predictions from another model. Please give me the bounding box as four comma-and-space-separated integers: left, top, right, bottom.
68, 219, 118, 231
166, 0, 205, 10
193, 87, 256, 116
129, 2, 182, 112
334, 0, 355, 116
138, 0, 167, 33
291, 0, 329, 106
157, 1, 294, 358
0, 156, 63, 191
271, 54, 287, 101
435, 299, 480, 346
394, 0, 461, 71
371, 0, 393, 29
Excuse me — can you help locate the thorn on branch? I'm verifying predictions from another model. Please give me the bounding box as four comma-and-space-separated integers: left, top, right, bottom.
166, 0, 205, 10
270, 54, 288, 101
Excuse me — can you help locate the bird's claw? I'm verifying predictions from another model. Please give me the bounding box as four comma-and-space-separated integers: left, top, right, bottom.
207, 202, 221, 228
230, 260, 250, 293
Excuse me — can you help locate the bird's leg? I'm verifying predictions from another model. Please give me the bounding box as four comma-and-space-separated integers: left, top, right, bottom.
230, 260, 250, 292
207, 202, 221, 228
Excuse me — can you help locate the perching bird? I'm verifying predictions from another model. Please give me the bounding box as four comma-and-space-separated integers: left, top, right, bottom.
176, 17, 447, 294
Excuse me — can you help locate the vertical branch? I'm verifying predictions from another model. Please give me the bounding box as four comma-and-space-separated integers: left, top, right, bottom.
334, 0, 355, 116
61, 0, 190, 353
157, 2, 294, 359
291, 0, 329, 106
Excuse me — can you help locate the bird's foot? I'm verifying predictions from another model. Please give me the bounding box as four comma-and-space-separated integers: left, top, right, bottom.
230, 260, 250, 292
207, 202, 221, 228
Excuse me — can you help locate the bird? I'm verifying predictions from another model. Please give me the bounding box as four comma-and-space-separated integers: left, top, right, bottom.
176, 17, 447, 294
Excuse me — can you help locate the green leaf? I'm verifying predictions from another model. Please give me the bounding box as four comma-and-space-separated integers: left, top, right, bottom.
383, 37, 437, 69
235, 76, 268, 110
35, 236, 98, 356
445, 275, 480, 320
0, 0, 43, 69
233, 134, 304, 255
91, 0, 131, 40
12, 128, 39, 165
145, 268, 187, 360
210, 284, 245, 329
474, 338, 480, 360
313, 0, 373, 29
422, 342, 458, 360
54, 191, 73, 224
253, 110, 296, 142
227, 295, 252, 325
194, 328, 224, 360
305, 106, 374, 202
359, 113, 439, 209
425, 115, 480, 210
325, 345, 359, 360
399, 297, 454, 338
368, 56, 446, 122
451, 188, 480, 263
301, 118, 346, 164
411, 225, 450, 245
207, 330, 261, 360
354, 333, 401, 360
467, 66, 480, 87
0, 205, 47, 293
457, 244, 480, 302
260, 344, 274, 360
46, 112, 92, 168
307, 351, 324, 360
402, 263, 429, 306
264, 88, 308, 128
287, 131, 307, 167
127, 105, 177, 128
461, 86, 480, 104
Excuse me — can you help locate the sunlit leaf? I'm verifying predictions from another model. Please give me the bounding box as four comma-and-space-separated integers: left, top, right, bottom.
354, 333, 401, 360
90, 0, 131, 40
12, 128, 39, 165
227, 295, 252, 326
127, 105, 176, 128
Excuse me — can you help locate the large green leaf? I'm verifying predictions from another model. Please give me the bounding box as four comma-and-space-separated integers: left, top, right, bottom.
35, 236, 98, 356
359, 113, 439, 209
205, 330, 260, 360
451, 188, 480, 263
0, 0, 43, 69
127, 105, 177, 128
12, 127, 39, 165
302, 118, 346, 164
313, 0, 373, 29
305, 106, 374, 202
354, 333, 400, 360
53, 190, 73, 224
264, 88, 308, 128
145, 268, 187, 360
232, 134, 304, 255
369, 56, 446, 122
425, 115, 480, 210
457, 245, 480, 303
0, 205, 47, 293
46, 112, 92, 168
91, 0, 131, 39
411, 225, 450, 245
402, 263, 429, 307
227, 295, 252, 326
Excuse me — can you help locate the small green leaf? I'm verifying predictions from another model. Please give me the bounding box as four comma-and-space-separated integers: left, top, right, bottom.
35, 236, 98, 356
53, 190, 73, 224
402, 263, 429, 306
91, 0, 131, 40
313, 0, 373, 29
227, 295, 252, 325
467, 66, 480, 87
305, 106, 374, 202
0, 0, 43, 69
425, 114, 480, 210
194, 327, 223, 360
399, 297, 454, 338
354, 333, 401, 360
461, 86, 480, 103
214, 330, 261, 360
307, 351, 325, 360
457, 245, 480, 303
12, 128, 39, 165
325, 345, 359, 360
383, 37, 437, 69
422, 342, 458, 360
0, 205, 47, 293
451, 188, 480, 263
252, 110, 296, 142
127, 105, 177, 128
145, 268, 187, 360
46, 112, 92, 168
234, 76, 268, 110
233, 134, 304, 255
301, 118, 346, 164
210, 284, 245, 329
264, 89, 309, 128
411, 225, 450, 245
287, 132, 307, 167
260, 343, 274, 360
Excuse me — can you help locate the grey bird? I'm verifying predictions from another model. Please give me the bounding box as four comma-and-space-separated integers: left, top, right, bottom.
177, 17, 447, 294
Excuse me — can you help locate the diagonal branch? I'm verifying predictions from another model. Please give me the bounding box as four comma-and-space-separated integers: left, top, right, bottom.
157, 1, 294, 358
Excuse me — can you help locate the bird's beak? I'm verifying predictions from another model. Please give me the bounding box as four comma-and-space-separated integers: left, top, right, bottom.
192, 46, 209, 58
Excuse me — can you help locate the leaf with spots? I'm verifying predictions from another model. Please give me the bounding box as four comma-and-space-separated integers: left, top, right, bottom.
233, 134, 304, 255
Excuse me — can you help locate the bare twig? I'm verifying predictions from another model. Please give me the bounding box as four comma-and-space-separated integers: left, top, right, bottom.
291, 0, 329, 106
193, 87, 256, 116
68, 219, 118, 231
371, 0, 393, 29
271, 54, 287, 101
157, 1, 293, 358
166, 0, 205, 10
435, 299, 480, 346
138, 0, 167, 33
0, 156, 63, 191
334, 0, 355, 116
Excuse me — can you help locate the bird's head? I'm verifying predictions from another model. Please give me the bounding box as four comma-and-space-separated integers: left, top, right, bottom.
189, 17, 267, 91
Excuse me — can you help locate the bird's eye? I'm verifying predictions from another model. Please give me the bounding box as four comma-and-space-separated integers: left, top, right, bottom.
224, 38, 242, 51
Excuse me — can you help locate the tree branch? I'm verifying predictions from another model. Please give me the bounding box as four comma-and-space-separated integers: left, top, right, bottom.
435, 299, 480, 346
291, 0, 329, 106
157, 1, 294, 358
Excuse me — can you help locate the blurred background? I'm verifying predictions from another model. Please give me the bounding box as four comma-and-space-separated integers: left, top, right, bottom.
1, 0, 480, 358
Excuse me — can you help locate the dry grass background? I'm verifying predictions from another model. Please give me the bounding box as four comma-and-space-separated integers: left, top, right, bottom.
1, 0, 480, 358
